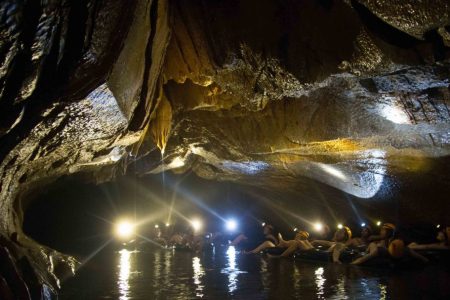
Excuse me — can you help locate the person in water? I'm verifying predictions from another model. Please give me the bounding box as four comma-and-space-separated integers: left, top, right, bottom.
310, 224, 340, 248
245, 223, 280, 254
408, 227, 449, 250
329, 226, 352, 263
351, 223, 395, 265
314, 224, 332, 241
311, 226, 352, 263
351, 223, 428, 265
270, 230, 315, 258
169, 224, 189, 247
230, 220, 268, 249
346, 225, 373, 250
169, 232, 184, 246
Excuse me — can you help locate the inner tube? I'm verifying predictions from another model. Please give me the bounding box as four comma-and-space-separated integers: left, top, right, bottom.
264, 247, 287, 255
416, 249, 450, 266
292, 248, 430, 269
294, 248, 363, 264
294, 249, 332, 262
174, 244, 193, 251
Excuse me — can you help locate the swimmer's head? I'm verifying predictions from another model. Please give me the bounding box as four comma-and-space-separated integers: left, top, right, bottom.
361, 226, 372, 238
263, 224, 274, 234
437, 231, 446, 242
381, 223, 396, 239
334, 226, 352, 242
295, 231, 310, 240
438, 227, 450, 245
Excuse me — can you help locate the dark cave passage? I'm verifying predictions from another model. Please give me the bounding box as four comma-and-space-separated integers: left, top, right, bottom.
22, 162, 449, 259
1, 0, 450, 298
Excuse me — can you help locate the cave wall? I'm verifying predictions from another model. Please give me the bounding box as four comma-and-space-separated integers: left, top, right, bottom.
0, 0, 144, 295
151, 0, 450, 204
0, 0, 450, 296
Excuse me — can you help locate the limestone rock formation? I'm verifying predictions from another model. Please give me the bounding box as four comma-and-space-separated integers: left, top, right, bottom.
0, 0, 450, 296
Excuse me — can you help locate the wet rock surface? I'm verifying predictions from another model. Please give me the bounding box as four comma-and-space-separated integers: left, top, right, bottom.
0, 0, 450, 296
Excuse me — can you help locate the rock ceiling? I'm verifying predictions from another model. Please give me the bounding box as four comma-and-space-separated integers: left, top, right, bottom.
0, 0, 450, 295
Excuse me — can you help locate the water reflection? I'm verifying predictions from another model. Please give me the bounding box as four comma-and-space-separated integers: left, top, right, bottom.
154, 250, 161, 283
222, 246, 247, 294
359, 276, 389, 299
335, 275, 348, 299
315, 267, 326, 299
61, 249, 448, 299
161, 250, 172, 289
192, 256, 205, 297
118, 249, 131, 300
293, 264, 301, 293
226, 246, 238, 293
260, 253, 269, 289
117, 249, 141, 300
379, 283, 387, 300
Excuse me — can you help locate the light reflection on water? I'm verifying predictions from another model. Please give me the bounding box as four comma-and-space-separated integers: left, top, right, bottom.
117, 249, 141, 300
293, 263, 301, 293
222, 246, 247, 294
379, 283, 387, 300
226, 246, 237, 292
358, 276, 389, 299
61, 247, 450, 299
118, 249, 131, 300
315, 267, 326, 299
335, 275, 348, 300
153, 250, 161, 290
192, 256, 204, 298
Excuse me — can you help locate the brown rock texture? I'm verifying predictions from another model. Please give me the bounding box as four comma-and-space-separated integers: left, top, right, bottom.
0, 0, 450, 295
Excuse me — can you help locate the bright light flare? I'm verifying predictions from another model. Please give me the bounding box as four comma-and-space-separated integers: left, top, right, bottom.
314, 222, 323, 232
115, 220, 135, 239
154, 224, 159, 229
225, 219, 238, 232
378, 103, 410, 124
318, 163, 347, 180
376, 221, 382, 226
168, 156, 185, 169
293, 227, 298, 232
361, 222, 366, 227
437, 224, 441, 229
109, 146, 123, 162
191, 219, 203, 231
337, 224, 343, 229
166, 223, 170, 227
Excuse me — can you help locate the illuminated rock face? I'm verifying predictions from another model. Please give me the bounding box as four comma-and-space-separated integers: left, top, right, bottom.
0, 0, 450, 294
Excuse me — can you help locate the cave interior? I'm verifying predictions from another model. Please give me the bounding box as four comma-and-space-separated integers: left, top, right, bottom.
0, 0, 450, 298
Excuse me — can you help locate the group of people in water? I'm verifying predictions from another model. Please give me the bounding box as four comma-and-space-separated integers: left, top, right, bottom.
143, 221, 449, 267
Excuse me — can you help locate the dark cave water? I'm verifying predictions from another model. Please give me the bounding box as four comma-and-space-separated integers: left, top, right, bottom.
59, 245, 450, 300
23, 175, 450, 299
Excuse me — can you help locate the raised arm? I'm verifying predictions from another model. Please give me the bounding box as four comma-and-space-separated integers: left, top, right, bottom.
408, 248, 429, 263
408, 242, 449, 251
351, 243, 378, 265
